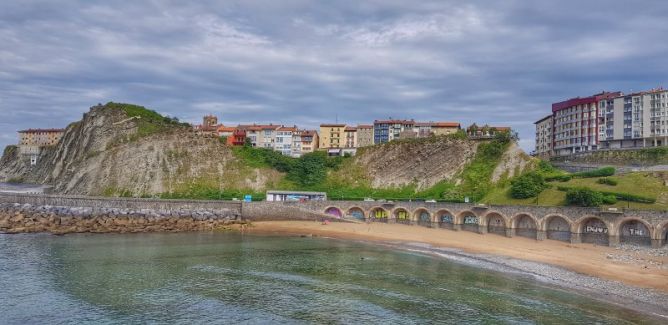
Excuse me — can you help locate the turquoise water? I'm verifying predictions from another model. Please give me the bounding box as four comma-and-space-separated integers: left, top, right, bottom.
0, 233, 659, 324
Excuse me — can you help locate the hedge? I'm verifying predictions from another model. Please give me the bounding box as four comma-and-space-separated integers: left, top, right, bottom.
596, 177, 618, 186
545, 174, 572, 182
556, 186, 655, 203
565, 188, 603, 207
572, 166, 615, 178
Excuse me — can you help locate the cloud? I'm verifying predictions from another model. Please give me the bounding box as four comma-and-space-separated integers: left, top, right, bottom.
0, 0, 667, 154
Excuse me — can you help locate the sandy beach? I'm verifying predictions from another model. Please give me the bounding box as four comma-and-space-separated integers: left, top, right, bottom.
251, 221, 668, 291
250, 220, 668, 317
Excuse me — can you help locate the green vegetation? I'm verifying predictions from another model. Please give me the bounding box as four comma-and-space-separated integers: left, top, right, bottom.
483, 158, 667, 210
565, 187, 605, 207
510, 172, 547, 199
572, 166, 615, 178
159, 185, 264, 201
556, 186, 655, 204
3, 145, 18, 158
454, 132, 512, 202
104, 102, 190, 142
596, 177, 618, 186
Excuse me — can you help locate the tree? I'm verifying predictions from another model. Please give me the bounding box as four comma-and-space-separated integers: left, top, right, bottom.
243, 137, 253, 148
510, 172, 547, 199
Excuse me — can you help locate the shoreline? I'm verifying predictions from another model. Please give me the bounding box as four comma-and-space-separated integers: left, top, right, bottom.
249, 220, 668, 319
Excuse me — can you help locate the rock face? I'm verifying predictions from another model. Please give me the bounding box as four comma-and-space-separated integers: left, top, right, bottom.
342, 137, 479, 190
491, 142, 534, 183
0, 104, 282, 195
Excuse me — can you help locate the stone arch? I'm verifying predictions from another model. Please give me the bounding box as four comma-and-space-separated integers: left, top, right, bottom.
617, 218, 653, 246
576, 216, 611, 246
543, 214, 572, 242
652, 220, 668, 241
484, 211, 508, 236
324, 206, 343, 218
511, 213, 538, 239
346, 207, 366, 220
458, 210, 479, 233
393, 207, 411, 224
369, 207, 389, 223
413, 208, 432, 227
657, 221, 668, 247
436, 209, 456, 230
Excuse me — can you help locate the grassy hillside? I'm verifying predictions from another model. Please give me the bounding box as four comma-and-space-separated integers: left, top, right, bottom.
218, 133, 514, 202
483, 167, 668, 211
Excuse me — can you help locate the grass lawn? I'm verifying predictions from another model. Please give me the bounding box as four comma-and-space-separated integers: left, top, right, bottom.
483, 172, 668, 211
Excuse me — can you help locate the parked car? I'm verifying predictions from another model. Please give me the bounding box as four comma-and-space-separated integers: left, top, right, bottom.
363, 198, 375, 202
425, 199, 436, 203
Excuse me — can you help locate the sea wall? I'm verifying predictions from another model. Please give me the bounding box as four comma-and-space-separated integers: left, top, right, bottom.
0, 199, 243, 234
1, 193, 666, 248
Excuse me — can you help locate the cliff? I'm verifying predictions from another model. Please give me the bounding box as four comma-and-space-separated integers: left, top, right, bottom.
0, 103, 282, 196
0, 102, 533, 199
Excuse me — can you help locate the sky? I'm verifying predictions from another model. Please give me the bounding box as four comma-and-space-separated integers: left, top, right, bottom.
1, 1, 667, 152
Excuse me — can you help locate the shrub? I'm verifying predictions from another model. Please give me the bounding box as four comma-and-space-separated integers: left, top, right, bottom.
597, 177, 618, 186
557, 186, 656, 204
566, 187, 604, 207
545, 174, 572, 182
572, 167, 615, 178
510, 172, 547, 199
602, 194, 618, 205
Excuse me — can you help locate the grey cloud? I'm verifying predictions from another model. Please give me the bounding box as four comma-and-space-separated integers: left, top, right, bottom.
1, 0, 667, 152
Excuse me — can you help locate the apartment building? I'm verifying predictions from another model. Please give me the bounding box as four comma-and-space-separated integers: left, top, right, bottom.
300, 130, 319, 155
431, 122, 461, 136
551, 91, 621, 156
319, 124, 345, 149
599, 88, 668, 149
373, 119, 415, 144
356, 125, 374, 147
238, 124, 281, 148
534, 115, 554, 158
344, 126, 357, 148
275, 126, 297, 156
17, 128, 65, 164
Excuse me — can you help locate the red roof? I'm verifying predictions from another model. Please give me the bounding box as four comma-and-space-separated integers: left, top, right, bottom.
277, 126, 297, 131
18, 128, 65, 133
217, 126, 236, 132
552, 91, 621, 112
357, 124, 373, 129
431, 122, 460, 128
301, 130, 317, 136
374, 119, 415, 124
320, 123, 346, 127
344, 126, 357, 131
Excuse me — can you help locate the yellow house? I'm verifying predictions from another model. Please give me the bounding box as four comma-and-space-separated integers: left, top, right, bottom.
319, 124, 345, 149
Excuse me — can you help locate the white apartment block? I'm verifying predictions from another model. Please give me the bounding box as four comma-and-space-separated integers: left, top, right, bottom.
534, 115, 553, 158
599, 89, 668, 149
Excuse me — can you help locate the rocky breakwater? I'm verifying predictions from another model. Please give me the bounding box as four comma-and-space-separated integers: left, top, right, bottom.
0, 203, 243, 234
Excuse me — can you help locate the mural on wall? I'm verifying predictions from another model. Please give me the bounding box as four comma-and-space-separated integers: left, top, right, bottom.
418, 211, 431, 226
440, 214, 453, 224
620, 220, 651, 246
373, 209, 388, 219
325, 207, 342, 218
347, 208, 365, 220
462, 214, 479, 232
582, 218, 609, 245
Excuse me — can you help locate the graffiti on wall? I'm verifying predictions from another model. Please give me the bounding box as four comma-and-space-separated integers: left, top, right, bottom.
464, 216, 478, 224
440, 215, 453, 223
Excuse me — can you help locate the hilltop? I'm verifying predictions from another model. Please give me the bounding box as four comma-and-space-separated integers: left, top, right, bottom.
0, 102, 536, 201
